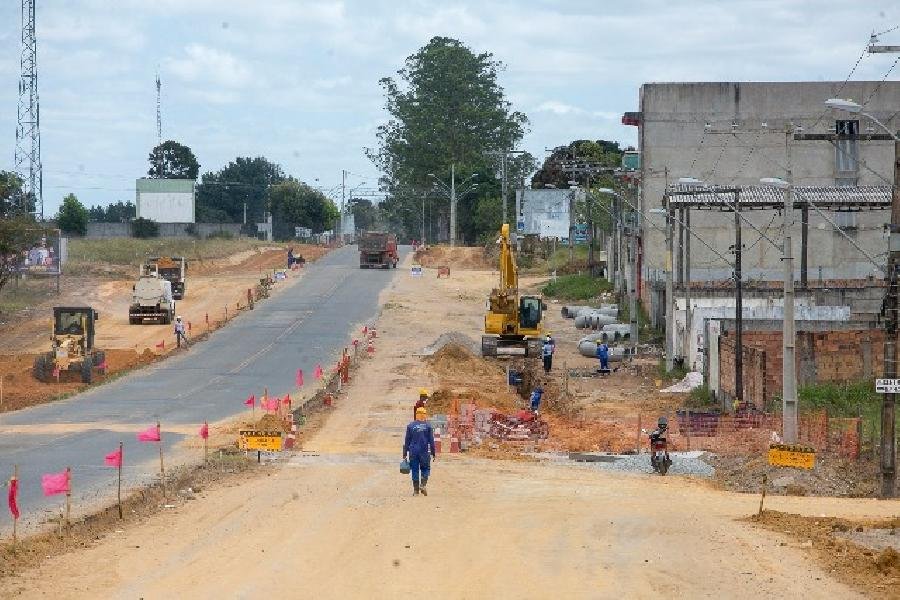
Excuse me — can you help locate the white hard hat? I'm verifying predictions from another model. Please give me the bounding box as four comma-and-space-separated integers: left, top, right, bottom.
176, 315, 182, 320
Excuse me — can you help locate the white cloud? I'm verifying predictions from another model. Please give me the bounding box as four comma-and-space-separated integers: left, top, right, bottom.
166, 44, 252, 88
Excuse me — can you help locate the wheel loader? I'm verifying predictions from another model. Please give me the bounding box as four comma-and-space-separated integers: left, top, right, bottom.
33, 307, 106, 384
482, 224, 546, 358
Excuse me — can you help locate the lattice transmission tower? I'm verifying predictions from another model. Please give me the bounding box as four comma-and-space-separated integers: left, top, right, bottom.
14, 0, 42, 218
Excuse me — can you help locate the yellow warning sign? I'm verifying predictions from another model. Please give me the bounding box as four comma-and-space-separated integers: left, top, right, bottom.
238, 430, 283, 452
767, 444, 816, 469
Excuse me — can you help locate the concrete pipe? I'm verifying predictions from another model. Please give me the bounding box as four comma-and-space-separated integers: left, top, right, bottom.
577, 341, 628, 360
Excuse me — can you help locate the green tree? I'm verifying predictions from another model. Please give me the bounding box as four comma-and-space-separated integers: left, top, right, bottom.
268, 179, 339, 239
368, 36, 528, 241
0, 170, 31, 216
196, 157, 286, 224
0, 215, 47, 294
88, 200, 135, 223
132, 217, 159, 238
349, 198, 379, 231
148, 140, 200, 179
57, 193, 88, 236
532, 140, 624, 189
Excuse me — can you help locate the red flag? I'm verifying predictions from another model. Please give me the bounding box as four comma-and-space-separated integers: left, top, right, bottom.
137, 425, 161, 442
187, 321, 192, 332
104, 448, 123, 468
263, 398, 278, 412
295, 369, 304, 387
199, 422, 209, 440
7, 477, 19, 519
282, 394, 291, 406
314, 364, 324, 380
52, 365, 60, 379
244, 394, 255, 408
155, 340, 165, 350
363, 326, 368, 335
352, 339, 359, 347
98, 359, 108, 371
41, 470, 70, 496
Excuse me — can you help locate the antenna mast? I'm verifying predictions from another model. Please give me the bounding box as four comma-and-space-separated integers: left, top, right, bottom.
14, 0, 42, 218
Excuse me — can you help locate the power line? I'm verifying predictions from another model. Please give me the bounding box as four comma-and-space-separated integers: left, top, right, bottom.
862, 53, 900, 107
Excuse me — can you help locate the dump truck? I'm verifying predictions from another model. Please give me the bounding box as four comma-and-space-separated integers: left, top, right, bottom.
143, 256, 187, 300
482, 224, 545, 358
33, 307, 105, 384
129, 275, 175, 324
358, 231, 399, 269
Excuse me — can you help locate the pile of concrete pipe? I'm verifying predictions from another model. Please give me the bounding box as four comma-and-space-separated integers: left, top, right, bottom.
576, 334, 629, 360
561, 304, 620, 330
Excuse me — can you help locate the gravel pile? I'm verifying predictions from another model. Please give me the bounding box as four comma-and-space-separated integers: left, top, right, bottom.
533, 450, 715, 477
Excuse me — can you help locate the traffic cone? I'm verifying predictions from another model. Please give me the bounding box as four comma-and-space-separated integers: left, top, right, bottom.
434, 430, 442, 454
450, 435, 460, 453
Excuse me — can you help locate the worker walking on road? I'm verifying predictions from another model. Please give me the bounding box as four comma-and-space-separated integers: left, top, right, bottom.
403, 406, 436, 496
413, 388, 429, 419
542, 333, 555, 374
174, 316, 188, 348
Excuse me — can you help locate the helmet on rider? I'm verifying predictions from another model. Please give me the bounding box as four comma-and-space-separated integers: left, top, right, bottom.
657, 416, 668, 431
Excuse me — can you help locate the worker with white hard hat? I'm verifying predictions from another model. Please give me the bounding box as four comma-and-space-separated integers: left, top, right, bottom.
174, 315, 188, 348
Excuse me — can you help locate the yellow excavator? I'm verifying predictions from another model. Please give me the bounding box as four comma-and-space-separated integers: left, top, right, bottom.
481, 224, 545, 357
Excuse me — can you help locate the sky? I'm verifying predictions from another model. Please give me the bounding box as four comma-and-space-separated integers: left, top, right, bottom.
1, 0, 899, 217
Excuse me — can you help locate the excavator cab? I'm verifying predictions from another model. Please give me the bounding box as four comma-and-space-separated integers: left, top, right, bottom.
519, 296, 543, 330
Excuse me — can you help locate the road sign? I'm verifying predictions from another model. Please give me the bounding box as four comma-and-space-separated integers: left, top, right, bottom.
767, 444, 815, 469
238, 430, 284, 452
410, 266, 423, 277
875, 378, 900, 394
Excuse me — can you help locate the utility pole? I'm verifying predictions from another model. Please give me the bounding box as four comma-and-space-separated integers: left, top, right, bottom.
450, 163, 456, 247
783, 133, 798, 443
665, 197, 675, 372
883, 139, 899, 497
733, 189, 744, 407
421, 190, 426, 244
683, 208, 692, 366
340, 169, 347, 244
14, 0, 42, 218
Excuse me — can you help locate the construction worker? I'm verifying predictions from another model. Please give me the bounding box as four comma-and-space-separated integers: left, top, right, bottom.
287, 247, 295, 269
530, 384, 544, 413
403, 406, 436, 496
413, 388, 429, 419
596, 340, 610, 373
174, 316, 188, 348
542, 333, 555, 374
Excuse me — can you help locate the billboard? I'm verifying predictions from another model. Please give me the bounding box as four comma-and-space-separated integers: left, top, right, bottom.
517, 188, 580, 240
18, 229, 65, 276
136, 178, 196, 223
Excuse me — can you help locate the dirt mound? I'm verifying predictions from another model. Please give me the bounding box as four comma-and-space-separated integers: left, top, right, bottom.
425, 343, 503, 380
254, 413, 290, 432
877, 547, 900, 574
419, 332, 479, 356
414, 246, 493, 270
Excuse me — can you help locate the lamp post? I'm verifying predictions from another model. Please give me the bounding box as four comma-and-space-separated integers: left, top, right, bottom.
597, 187, 638, 351
827, 97, 899, 497
761, 177, 798, 443
428, 168, 478, 246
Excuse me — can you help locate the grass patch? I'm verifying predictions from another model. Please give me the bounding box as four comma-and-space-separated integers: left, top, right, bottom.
657, 357, 689, 384
0, 279, 53, 314
796, 380, 887, 439
67, 238, 278, 266
541, 273, 613, 300
683, 384, 717, 408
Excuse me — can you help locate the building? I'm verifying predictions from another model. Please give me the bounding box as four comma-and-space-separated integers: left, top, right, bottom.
633, 81, 900, 284
515, 188, 584, 239
135, 178, 196, 223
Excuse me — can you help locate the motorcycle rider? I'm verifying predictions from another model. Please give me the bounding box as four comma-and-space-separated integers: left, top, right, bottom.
648, 416, 670, 470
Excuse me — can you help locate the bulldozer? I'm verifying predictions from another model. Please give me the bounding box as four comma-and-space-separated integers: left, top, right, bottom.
33, 307, 106, 384
482, 224, 545, 358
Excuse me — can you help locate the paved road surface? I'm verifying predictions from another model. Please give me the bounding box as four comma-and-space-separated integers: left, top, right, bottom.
0, 245, 405, 529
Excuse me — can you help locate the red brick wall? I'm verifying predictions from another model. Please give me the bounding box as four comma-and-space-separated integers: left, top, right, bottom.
718, 328, 883, 408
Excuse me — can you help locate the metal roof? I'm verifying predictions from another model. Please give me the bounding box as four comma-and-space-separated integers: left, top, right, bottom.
665, 184, 892, 211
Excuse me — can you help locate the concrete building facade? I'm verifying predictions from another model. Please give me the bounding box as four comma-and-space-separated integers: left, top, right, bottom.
637, 81, 900, 283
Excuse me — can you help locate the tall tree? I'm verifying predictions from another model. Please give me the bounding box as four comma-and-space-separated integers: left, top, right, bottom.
0, 215, 47, 295
57, 193, 88, 235
88, 201, 135, 223
268, 179, 339, 239
0, 170, 31, 216
531, 140, 624, 189
148, 140, 200, 179
369, 36, 528, 241
349, 198, 379, 231
195, 157, 286, 224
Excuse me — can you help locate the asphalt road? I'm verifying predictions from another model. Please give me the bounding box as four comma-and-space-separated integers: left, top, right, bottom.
0, 245, 405, 530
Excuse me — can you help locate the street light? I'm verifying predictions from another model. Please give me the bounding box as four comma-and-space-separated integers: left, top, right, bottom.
825, 98, 900, 141
827, 97, 900, 496
596, 187, 638, 352
428, 168, 478, 246
760, 176, 798, 443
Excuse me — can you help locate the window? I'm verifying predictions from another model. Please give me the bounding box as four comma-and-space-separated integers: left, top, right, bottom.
519, 297, 542, 329
834, 119, 859, 181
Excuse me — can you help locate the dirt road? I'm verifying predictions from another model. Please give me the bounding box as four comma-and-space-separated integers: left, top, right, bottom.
3, 256, 898, 599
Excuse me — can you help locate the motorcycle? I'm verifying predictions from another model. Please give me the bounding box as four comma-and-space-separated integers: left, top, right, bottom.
642, 428, 672, 475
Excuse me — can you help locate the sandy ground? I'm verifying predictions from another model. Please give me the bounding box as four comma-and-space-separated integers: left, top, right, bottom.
2, 256, 899, 599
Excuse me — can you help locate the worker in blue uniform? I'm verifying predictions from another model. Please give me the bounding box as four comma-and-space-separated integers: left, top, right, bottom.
403, 406, 436, 496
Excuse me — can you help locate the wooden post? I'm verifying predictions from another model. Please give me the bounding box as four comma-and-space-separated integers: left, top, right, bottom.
117, 441, 123, 519
157, 422, 166, 499
758, 473, 768, 516
65, 466, 72, 533
636, 413, 642, 454
204, 421, 209, 464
